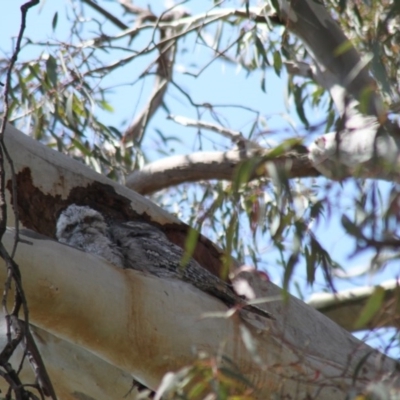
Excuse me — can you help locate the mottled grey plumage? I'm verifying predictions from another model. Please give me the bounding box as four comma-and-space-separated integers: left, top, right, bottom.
56, 204, 124, 267
56, 205, 271, 319
110, 221, 271, 319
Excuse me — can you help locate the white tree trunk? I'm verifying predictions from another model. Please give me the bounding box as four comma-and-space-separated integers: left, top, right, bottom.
0, 229, 398, 399
0, 124, 397, 399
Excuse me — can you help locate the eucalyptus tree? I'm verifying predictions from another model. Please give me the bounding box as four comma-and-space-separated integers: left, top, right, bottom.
1, 0, 399, 399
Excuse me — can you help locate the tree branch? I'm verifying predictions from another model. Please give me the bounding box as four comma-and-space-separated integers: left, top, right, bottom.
0, 123, 398, 398
167, 115, 262, 149
126, 148, 319, 195
122, 8, 188, 144
0, 315, 140, 399
278, 1, 400, 181
82, 0, 129, 30
308, 280, 400, 332
276, 0, 383, 118
0, 229, 397, 399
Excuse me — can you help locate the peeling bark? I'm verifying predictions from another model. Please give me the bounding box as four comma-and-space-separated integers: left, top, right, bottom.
3, 124, 225, 278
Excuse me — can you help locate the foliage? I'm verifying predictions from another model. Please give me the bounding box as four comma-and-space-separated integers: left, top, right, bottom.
2, 0, 400, 397
326, 0, 400, 108
154, 354, 257, 400
1, 0, 399, 317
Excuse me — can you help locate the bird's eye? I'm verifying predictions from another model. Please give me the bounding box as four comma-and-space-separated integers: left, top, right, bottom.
64, 223, 77, 233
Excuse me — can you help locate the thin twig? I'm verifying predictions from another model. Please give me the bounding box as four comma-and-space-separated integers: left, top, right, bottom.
79, 6, 268, 48
81, 0, 129, 30
0, 1, 58, 398
167, 114, 262, 149
122, 5, 189, 143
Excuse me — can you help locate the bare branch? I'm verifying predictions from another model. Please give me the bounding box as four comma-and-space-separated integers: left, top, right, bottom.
308, 280, 400, 332
126, 148, 318, 195
276, 0, 383, 118
167, 115, 262, 149
82, 0, 129, 30
122, 77, 169, 144
122, 8, 188, 144
308, 123, 400, 182
80, 6, 268, 48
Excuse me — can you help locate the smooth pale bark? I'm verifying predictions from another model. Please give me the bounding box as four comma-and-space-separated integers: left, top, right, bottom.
308, 124, 400, 181
0, 124, 399, 399
308, 280, 400, 332
0, 229, 398, 399
276, 0, 382, 117
0, 317, 136, 400
126, 149, 317, 195
125, 126, 400, 195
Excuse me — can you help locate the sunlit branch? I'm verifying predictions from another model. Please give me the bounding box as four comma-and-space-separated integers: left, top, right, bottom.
126, 149, 318, 195
308, 280, 400, 332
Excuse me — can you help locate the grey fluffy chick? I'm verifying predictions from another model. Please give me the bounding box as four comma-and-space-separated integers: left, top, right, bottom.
56, 204, 124, 267
56, 205, 271, 319
110, 220, 272, 319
